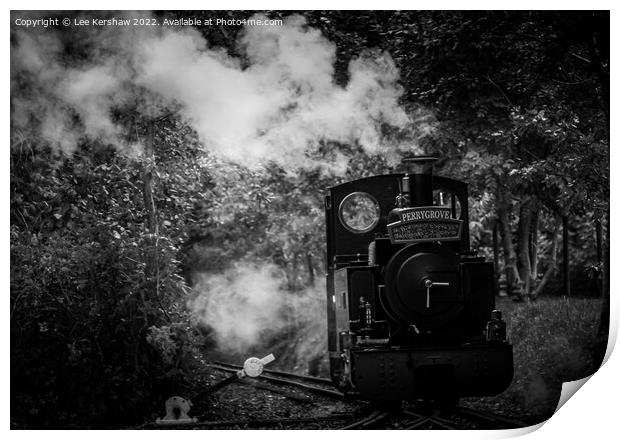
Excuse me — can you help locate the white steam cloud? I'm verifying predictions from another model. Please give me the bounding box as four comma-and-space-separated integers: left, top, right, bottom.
11, 13, 431, 170
189, 262, 326, 362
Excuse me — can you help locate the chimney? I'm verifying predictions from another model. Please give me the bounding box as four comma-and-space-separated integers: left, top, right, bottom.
402, 156, 437, 207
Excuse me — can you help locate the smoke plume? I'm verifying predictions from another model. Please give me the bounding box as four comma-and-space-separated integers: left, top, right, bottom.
189, 262, 326, 364
11, 12, 431, 169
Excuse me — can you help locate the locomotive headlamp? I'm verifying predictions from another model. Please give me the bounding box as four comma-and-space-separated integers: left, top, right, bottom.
338, 192, 380, 234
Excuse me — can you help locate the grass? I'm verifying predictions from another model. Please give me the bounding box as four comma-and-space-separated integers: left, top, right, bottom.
483, 296, 607, 421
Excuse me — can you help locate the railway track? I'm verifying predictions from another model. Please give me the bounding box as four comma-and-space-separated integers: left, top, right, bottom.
207, 361, 345, 400
452, 406, 527, 429
209, 360, 334, 386
207, 361, 528, 429
338, 405, 528, 430
144, 360, 529, 430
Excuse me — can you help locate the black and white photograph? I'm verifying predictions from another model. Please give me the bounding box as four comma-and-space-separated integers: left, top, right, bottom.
9, 6, 612, 432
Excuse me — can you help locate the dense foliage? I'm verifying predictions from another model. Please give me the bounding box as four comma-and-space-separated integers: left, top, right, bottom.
11, 10, 608, 427
500, 297, 604, 417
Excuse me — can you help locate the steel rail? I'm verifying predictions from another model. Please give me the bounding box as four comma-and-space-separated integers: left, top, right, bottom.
208, 363, 346, 400
455, 406, 526, 429
210, 360, 333, 386
400, 409, 431, 429
338, 410, 390, 430
401, 409, 456, 430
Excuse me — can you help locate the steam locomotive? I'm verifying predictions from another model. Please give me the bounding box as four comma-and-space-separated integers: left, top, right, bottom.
325, 157, 513, 405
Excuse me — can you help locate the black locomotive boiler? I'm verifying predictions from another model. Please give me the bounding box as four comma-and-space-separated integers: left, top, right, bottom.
325, 157, 513, 405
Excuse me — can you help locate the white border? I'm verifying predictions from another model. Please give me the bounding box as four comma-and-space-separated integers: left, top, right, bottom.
4, 3, 618, 439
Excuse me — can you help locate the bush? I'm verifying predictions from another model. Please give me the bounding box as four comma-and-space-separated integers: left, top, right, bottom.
9, 145, 200, 428
501, 297, 604, 417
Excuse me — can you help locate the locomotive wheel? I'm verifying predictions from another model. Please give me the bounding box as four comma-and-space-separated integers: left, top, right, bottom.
383, 242, 463, 329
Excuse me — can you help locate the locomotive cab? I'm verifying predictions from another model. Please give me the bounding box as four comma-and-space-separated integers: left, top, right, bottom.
325, 158, 513, 404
